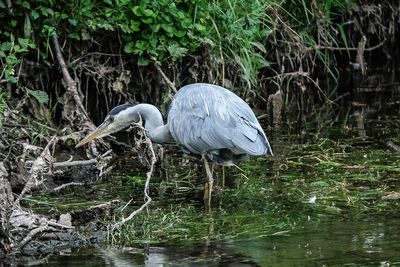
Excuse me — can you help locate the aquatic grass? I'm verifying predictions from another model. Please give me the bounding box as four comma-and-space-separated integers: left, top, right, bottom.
23, 118, 400, 246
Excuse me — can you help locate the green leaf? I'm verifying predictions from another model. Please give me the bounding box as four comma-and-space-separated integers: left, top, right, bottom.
13, 44, 21, 53
129, 21, 141, 32
30, 10, 39, 20
6, 75, 17, 83
24, 13, 32, 39
173, 30, 186, 38
5, 55, 19, 65
40, 7, 54, 17
167, 44, 188, 60
1, 42, 12, 51
18, 38, 30, 47
152, 24, 160, 33
195, 24, 206, 33
68, 19, 77, 26
141, 17, 153, 24
68, 32, 80, 40
27, 89, 49, 105
132, 6, 141, 16
137, 56, 150, 66
142, 9, 154, 17
161, 24, 174, 33
135, 41, 148, 51
123, 42, 135, 53
21, 1, 30, 9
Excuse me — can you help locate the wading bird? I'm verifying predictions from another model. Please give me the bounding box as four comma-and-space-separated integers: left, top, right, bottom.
76, 83, 272, 210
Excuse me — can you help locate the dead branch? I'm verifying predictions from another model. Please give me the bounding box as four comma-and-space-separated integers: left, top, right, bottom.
356, 36, 367, 75
52, 36, 94, 129
53, 159, 97, 168
87, 200, 121, 211
48, 220, 74, 229
53, 182, 85, 192
14, 137, 57, 207
112, 131, 157, 231
154, 63, 177, 94
18, 218, 50, 248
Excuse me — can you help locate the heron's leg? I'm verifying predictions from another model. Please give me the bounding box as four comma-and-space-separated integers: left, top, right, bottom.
203, 157, 214, 212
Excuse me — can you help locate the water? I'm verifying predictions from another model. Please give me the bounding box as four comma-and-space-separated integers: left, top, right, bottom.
25, 218, 400, 266
16, 108, 400, 266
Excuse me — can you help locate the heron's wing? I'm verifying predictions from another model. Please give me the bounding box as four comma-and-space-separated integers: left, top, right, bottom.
168, 83, 272, 156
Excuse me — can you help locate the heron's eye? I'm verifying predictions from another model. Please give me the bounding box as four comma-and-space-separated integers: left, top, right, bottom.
109, 116, 114, 122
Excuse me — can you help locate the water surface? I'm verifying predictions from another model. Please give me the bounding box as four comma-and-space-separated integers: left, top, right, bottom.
29, 218, 400, 266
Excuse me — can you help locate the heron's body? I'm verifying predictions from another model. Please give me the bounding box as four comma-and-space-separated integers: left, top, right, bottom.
167, 83, 272, 165
76, 83, 272, 209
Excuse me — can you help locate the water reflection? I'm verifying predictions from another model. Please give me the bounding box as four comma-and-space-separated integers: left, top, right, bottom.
234, 219, 400, 267
25, 219, 400, 267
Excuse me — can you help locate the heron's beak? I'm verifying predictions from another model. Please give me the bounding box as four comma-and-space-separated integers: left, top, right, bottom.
75, 123, 110, 148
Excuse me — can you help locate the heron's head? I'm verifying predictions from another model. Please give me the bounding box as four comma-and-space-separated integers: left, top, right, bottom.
75, 104, 140, 148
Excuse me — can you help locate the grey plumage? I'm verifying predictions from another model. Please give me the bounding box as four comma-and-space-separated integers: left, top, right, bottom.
168, 83, 272, 165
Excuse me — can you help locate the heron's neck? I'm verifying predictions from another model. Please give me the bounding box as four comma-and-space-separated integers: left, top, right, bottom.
134, 104, 174, 144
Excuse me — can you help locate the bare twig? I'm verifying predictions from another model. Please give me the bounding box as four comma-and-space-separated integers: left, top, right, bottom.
53, 182, 85, 192
303, 37, 385, 52
19, 219, 49, 248
87, 200, 120, 211
47, 220, 74, 229
112, 131, 157, 230
154, 63, 177, 93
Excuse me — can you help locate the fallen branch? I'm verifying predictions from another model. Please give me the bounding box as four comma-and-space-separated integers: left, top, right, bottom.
14, 137, 57, 207
18, 219, 59, 248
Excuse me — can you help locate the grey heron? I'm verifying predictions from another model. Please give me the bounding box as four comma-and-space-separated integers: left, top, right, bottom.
76, 83, 273, 210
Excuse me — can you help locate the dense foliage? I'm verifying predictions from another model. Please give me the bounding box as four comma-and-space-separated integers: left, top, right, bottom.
1, 0, 351, 82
